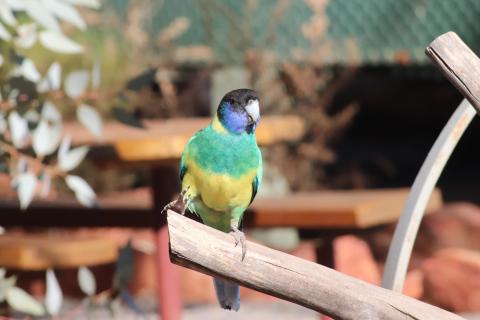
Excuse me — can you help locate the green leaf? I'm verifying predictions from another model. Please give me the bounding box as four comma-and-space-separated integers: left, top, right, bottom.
17, 172, 37, 209
41, 101, 62, 123
58, 146, 89, 172
65, 70, 89, 98
78, 266, 96, 296
24, 0, 61, 32
39, 31, 83, 54
5, 286, 45, 316
0, 4, 16, 26
18, 58, 40, 82
77, 104, 102, 138
45, 269, 62, 316
65, 175, 96, 207
32, 120, 61, 157
44, 0, 86, 30
15, 24, 37, 49
8, 112, 29, 148
0, 275, 17, 303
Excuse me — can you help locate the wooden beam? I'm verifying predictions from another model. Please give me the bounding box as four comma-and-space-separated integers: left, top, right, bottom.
425, 31, 480, 113
0, 199, 162, 228
167, 211, 464, 320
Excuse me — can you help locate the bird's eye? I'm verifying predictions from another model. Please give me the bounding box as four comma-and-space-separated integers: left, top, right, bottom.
247, 99, 254, 105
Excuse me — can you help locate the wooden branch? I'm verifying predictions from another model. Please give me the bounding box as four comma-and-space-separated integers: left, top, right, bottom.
426, 31, 480, 113
167, 211, 464, 320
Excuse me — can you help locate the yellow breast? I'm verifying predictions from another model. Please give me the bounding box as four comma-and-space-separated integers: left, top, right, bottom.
182, 158, 256, 212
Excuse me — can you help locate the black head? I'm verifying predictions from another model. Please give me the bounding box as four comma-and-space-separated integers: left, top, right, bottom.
216, 89, 260, 134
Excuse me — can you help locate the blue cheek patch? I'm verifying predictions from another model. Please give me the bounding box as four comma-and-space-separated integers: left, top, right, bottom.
225, 112, 247, 134
220, 103, 248, 134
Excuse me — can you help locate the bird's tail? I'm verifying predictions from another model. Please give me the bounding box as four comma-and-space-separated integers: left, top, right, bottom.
213, 277, 240, 311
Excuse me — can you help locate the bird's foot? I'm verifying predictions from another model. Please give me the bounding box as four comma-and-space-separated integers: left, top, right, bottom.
229, 227, 246, 261
161, 199, 181, 215
161, 187, 190, 215
180, 187, 191, 214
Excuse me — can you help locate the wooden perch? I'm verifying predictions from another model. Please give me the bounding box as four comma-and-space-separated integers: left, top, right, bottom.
167, 211, 463, 320
426, 31, 480, 113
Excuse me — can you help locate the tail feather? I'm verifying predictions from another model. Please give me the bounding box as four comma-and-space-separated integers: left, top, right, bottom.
213, 278, 240, 311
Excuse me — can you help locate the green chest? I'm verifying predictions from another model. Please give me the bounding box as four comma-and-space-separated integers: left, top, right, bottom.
189, 126, 260, 177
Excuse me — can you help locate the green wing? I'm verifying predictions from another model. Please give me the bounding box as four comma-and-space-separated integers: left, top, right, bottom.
179, 129, 203, 183
179, 152, 187, 182
249, 152, 262, 205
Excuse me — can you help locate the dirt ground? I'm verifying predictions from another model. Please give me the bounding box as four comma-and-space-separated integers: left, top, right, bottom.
53, 298, 478, 319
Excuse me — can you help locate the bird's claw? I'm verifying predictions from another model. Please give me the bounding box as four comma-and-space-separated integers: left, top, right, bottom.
181, 187, 191, 208
161, 187, 190, 215
229, 228, 246, 261
161, 199, 181, 215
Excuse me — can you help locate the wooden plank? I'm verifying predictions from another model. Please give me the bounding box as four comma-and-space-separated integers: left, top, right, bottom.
64, 115, 305, 162
0, 234, 118, 270
167, 211, 464, 320
250, 188, 442, 228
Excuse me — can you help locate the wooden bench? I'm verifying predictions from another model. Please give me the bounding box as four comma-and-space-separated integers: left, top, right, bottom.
0, 234, 117, 270
249, 188, 442, 229
65, 115, 305, 163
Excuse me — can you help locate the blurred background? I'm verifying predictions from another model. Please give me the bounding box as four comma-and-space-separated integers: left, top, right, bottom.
85, 0, 480, 196
0, 0, 480, 319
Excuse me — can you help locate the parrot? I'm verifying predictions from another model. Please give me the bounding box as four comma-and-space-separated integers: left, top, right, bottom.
164, 88, 262, 311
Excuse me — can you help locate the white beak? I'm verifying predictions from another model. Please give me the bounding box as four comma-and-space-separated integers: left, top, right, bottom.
245, 99, 260, 122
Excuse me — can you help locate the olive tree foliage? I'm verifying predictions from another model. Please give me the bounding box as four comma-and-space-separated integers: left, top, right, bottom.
0, 0, 104, 316
0, 0, 102, 209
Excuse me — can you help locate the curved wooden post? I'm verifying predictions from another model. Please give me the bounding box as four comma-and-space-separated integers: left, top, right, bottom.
382, 99, 476, 292
383, 31, 480, 292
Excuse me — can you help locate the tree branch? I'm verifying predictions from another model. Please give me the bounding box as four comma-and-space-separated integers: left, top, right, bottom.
167, 211, 463, 320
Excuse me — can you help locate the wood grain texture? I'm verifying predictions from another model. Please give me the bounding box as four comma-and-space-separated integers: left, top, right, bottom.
167, 211, 463, 320
64, 115, 304, 162
425, 31, 480, 113
0, 234, 118, 270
